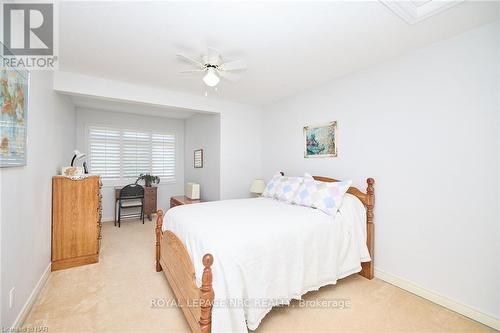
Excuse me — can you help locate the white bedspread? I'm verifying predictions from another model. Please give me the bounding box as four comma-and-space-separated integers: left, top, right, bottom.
163, 195, 370, 332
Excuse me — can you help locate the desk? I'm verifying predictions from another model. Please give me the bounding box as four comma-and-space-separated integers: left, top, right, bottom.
115, 186, 157, 221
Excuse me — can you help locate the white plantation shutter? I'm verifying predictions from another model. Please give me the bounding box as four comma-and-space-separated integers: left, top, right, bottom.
122, 130, 151, 178
152, 133, 175, 180
88, 126, 175, 182
88, 127, 121, 179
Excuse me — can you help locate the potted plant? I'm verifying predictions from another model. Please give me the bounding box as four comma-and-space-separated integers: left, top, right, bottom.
135, 173, 160, 187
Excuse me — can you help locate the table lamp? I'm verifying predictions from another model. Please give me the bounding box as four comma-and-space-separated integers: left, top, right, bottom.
186, 182, 200, 200
250, 179, 266, 196
71, 150, 88, 174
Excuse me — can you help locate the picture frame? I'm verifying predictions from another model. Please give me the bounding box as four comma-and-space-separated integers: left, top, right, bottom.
194, 149, 203, 168
0, 67, 30, 167
303, 121, 337, 158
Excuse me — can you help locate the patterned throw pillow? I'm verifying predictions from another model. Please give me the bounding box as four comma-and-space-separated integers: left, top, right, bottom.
274, 176, 304, 203
293, 173, 352, 216
261, 173, 283, 198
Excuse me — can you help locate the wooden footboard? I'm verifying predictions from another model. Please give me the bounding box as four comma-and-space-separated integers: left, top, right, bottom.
155, 211, 214, 333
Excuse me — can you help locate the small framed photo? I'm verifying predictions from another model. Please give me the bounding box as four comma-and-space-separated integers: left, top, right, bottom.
304, 121, 337, 158
194, 149, 203, 168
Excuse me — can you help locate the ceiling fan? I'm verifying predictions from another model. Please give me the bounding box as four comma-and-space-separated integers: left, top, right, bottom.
177, 48, 246, 87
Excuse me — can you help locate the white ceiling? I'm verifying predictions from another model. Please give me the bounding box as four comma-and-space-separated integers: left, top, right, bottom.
59, 1, 499, 106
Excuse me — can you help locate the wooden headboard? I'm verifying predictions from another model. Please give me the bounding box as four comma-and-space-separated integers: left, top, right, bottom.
313, 176, 374, 207
313, 176, 375, 280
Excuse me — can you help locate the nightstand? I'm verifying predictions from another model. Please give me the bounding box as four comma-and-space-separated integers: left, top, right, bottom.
170, 195, 203, 208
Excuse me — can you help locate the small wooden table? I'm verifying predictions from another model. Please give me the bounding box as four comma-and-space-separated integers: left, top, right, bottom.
170, 195, 203, 208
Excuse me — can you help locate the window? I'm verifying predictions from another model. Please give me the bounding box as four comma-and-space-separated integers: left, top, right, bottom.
88, 127, 120, 179
88, 126, 175, 182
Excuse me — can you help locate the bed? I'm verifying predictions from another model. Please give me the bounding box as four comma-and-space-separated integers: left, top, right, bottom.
155, 176, 375, 333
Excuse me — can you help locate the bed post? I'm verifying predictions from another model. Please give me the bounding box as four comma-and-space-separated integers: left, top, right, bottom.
360, 178, 375, 279
200, 254, 214, 333
155, 210, 163, 272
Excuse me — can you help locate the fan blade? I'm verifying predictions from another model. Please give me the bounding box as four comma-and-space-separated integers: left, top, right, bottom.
207, 47, 222, 65
218, 70, 241, 82
220, 59, 247, 71
176, 54, 204, 69
179, 69, 206, 73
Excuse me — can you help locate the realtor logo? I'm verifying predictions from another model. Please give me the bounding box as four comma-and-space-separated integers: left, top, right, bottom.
1, 2, 57, 70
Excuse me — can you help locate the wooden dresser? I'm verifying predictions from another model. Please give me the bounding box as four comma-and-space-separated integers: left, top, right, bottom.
52, 176, 102, 271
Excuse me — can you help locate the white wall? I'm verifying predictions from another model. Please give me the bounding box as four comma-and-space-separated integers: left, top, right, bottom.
54, 72, 263, 200
262, 22, 500, 319
184, 114, 221, 201
75, 108, 185, 220
0, 72, 76, 328
219, 109, 262, 199
496, 27, 500, 320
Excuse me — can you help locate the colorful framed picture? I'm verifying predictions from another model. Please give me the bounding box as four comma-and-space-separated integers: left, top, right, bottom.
0, 68, 29, 167
304, 121, 337, 158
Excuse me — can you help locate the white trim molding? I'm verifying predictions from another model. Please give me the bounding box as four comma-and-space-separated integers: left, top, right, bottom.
375, 268, 500, 331
11, 263, 51, 330
380, 0, 464, 24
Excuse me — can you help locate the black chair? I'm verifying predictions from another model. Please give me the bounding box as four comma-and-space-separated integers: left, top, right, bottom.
115, 184, 145, 227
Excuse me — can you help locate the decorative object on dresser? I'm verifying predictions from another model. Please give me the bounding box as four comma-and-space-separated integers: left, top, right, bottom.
62, 150, 88, 176
52, 175, 102, 271
185, 182, 200, 200
194, 149, 203, 168
170, 195, 203, 208
304, 121, 337, 158
116, 184, 145, 227
115, 185, 157, 221
250, 179, 266, 196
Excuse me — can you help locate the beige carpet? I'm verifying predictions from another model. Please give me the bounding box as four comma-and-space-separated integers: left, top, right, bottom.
23, 220, 496, 333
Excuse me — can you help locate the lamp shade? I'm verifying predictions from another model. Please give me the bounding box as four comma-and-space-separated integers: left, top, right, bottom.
186, 182, 200, 200
250, 179, 266, 194
74, 150, 86, 159
71, 150, 86, 167
203, 68, 220, 87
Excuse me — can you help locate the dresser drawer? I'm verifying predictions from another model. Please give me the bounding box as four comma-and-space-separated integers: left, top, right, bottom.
143, 187, 158, 215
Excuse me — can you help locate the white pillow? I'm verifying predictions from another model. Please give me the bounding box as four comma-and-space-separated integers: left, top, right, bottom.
293, 173, 352, 216
261, 173, 283, 198
274, 176, 304, 203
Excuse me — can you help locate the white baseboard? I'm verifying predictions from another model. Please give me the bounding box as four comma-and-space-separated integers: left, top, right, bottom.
11, 262, 51, 329
375, 268, 500, 331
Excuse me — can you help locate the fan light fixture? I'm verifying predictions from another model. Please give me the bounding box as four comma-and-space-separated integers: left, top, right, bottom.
177, 48, 246, 88
203, 67, 220, 87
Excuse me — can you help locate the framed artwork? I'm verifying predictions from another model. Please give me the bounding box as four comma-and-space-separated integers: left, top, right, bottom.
304, 121, 337, 158
194, 149, 203, 168
0, 68, 29, 167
